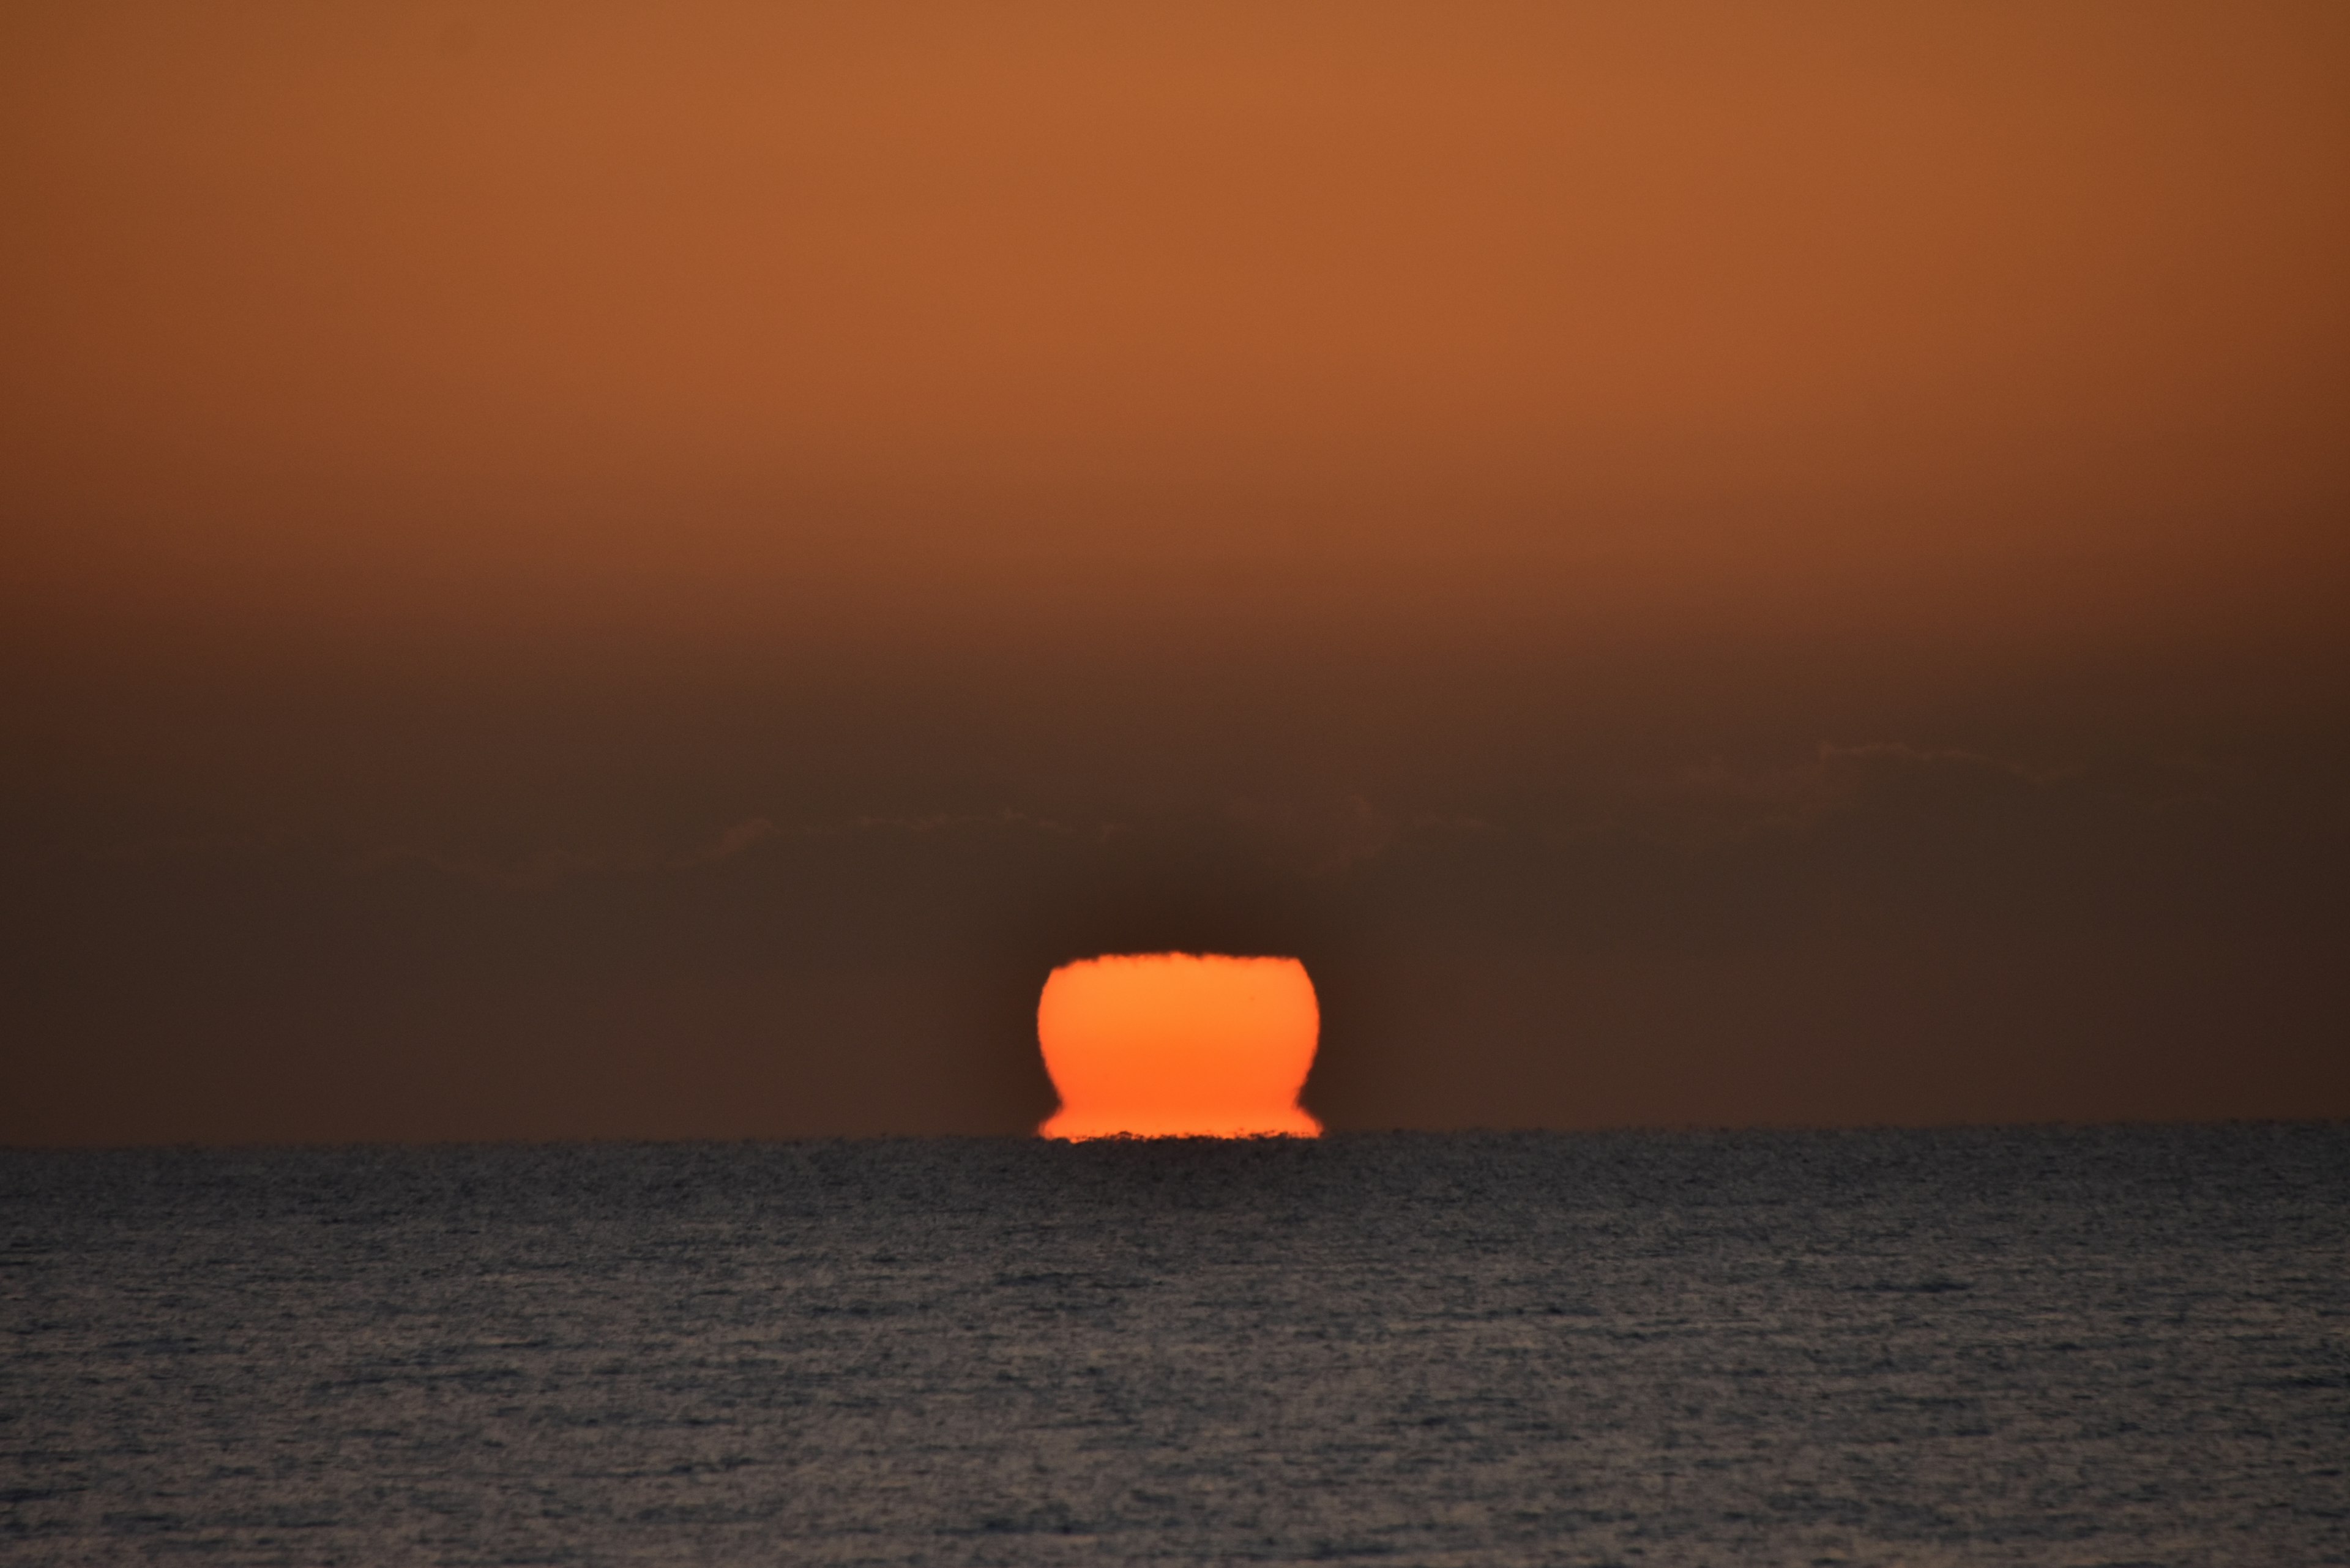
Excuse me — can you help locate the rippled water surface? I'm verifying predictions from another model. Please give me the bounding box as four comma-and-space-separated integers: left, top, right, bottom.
6, 1128, 2347, 1565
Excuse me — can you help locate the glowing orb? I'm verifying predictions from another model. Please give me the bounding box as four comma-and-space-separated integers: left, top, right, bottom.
1037, 953, 1322, 1139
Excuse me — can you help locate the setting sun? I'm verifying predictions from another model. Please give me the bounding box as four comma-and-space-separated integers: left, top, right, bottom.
1037, 954, 1322, 1140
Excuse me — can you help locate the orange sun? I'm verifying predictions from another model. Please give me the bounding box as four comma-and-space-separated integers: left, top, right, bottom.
1037, 953, 1322, 1139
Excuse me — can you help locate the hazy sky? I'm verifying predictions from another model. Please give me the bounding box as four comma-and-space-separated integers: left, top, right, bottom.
6, 1, 2346, 1143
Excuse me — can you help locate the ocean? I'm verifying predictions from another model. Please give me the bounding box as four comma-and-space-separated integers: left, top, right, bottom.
4, 1127, 2346, 1565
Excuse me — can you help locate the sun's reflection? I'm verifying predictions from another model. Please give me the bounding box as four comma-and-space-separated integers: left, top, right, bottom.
1037, 954, 1322, 1139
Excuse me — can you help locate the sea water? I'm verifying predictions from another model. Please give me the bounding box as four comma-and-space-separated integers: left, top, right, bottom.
4, 1127, 2346, 1565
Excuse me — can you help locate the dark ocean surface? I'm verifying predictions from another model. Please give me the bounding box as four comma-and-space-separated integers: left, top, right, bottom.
4, 1127, 2346, 1566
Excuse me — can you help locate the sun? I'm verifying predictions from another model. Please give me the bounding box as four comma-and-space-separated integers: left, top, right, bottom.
1037, 953, 1322, 1139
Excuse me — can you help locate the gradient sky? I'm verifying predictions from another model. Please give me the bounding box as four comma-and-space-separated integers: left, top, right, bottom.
5, 1, 2346, 1144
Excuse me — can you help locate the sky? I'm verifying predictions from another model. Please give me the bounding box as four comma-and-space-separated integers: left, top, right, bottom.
4, 1, 2346, 1144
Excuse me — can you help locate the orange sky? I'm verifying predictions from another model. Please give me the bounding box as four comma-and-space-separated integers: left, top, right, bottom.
5, 1, 2345, 650
4, 3, 2346, 1144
